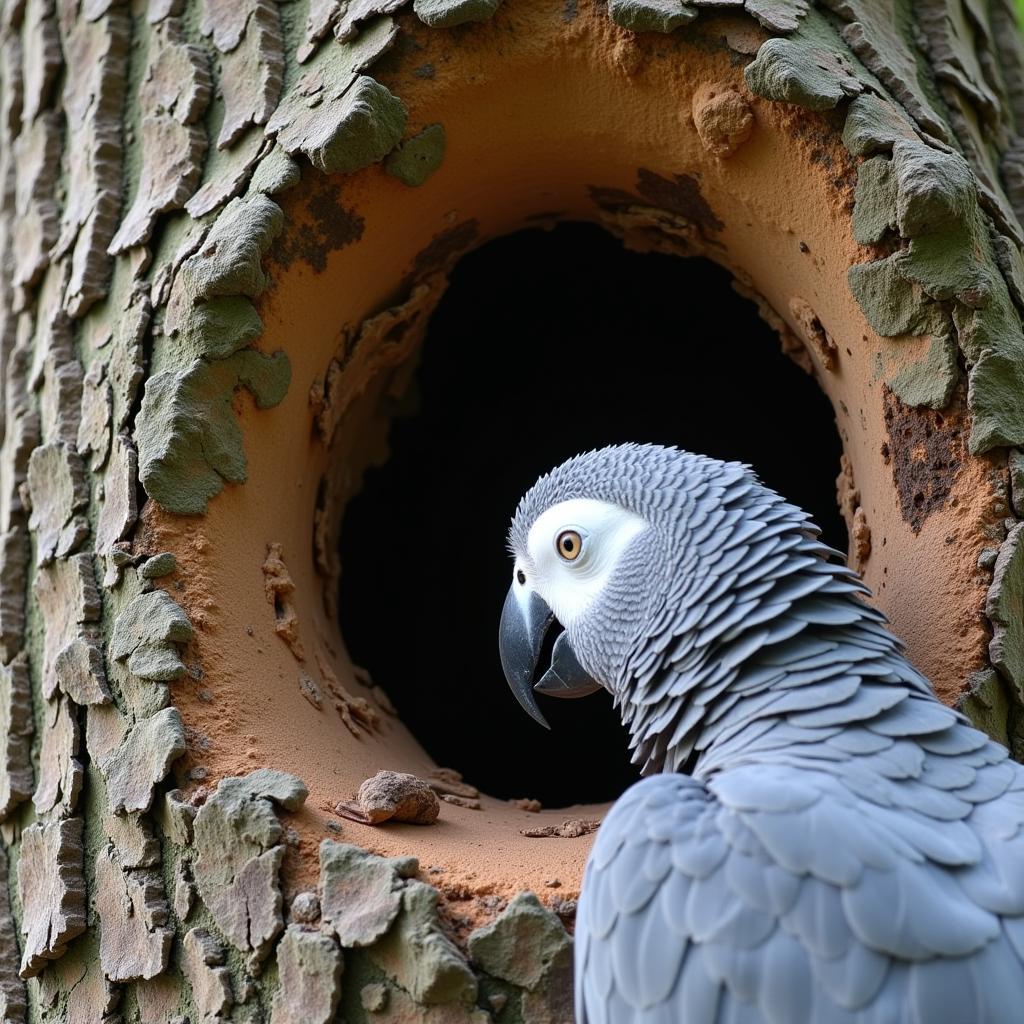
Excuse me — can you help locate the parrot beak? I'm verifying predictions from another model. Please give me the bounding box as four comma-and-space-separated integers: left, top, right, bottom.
499, 584, 601, 729
499, 585, 553, 728
533, 631, 602, 700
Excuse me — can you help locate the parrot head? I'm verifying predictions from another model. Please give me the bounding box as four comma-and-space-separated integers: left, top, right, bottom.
499, 443, 859, 776
499, 443, 692, 728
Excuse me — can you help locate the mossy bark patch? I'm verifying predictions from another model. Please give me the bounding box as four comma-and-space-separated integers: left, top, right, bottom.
136, 349, 291, 515
887, 322, 959, 411
958, 669, 1015, 757
606, 0, 696, 33
369, 882, 477, 1006
266, 17, 405, 175
847, 257, 938, 337
384, 123, 446, 187
192, 770, 308, 966
841, 92, 920, 157
98, 707, 187, 814
413, 0, 504, 27
987, 522, 1024, 703
110, 589, 194, 681
467, 891, 571, 992
745, 10, 864, 110
163, 194, 284, 363
747, 4, 1024, 455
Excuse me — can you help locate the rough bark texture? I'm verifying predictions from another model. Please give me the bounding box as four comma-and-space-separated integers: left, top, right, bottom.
0, 0, 1023, 1021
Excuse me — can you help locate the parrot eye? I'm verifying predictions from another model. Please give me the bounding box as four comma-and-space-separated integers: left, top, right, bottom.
516, 569, 526, 585
556, 530, 583, 561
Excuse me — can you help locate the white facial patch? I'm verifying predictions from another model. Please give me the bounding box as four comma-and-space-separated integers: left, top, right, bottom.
518, 498, 647, 627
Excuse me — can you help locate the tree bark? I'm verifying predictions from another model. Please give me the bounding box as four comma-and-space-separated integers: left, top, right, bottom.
1, 0, 1024, 1022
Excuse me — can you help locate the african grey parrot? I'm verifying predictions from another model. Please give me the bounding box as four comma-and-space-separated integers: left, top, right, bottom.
498, 443, 1024, 1024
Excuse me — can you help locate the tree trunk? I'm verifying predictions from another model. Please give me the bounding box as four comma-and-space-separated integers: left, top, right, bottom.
2, 0, 1024, 1021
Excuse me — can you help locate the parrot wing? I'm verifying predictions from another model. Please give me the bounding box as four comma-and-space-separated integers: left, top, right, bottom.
577, 754, 1024, 1024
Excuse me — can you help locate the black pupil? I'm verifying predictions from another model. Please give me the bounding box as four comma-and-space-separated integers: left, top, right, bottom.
517, 570, 526, 584
563, 536, 574, 552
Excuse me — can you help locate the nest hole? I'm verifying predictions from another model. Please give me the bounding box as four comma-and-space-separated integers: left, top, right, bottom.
338, 222, 846, 807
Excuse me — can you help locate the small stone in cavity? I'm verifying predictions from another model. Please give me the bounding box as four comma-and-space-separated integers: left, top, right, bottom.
335, 770, 440, 825
290, 891, 320, 924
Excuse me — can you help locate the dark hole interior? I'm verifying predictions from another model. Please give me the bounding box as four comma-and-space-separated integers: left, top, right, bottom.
338, 222, 846, 806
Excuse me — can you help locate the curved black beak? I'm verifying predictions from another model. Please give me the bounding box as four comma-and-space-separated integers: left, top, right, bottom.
534, 632, 602, 700
499, 584, 602, 728
499, 586, 553, 728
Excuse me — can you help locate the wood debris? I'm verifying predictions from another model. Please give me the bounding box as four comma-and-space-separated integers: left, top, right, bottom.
520, 819, 601, 839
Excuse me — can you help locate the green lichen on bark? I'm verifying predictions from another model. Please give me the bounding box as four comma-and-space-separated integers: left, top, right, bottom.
886, 322, 959, 411
468, 892, 571, 990
110, 590, 194, 682
161, 194, 284, 362
745, 12, 865, 109
136, 350, 291, 515
272, 72, 408, 177
413, 0, 506, 27
135, 190, 292, 515
606, 0, 696, 34
468, 892, 575, 1024
384, 123, 447, 187
265, 17, 405, 175
987, 522, 1024, 704
958, 669, 1016, 756
370, 882, 478, 1006
747, 5, 1024, 456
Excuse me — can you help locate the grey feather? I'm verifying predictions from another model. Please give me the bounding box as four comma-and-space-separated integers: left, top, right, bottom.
506, 445, 1024, 1023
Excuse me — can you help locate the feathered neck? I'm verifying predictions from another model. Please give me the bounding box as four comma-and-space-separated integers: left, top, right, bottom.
606, 457, 926, 777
